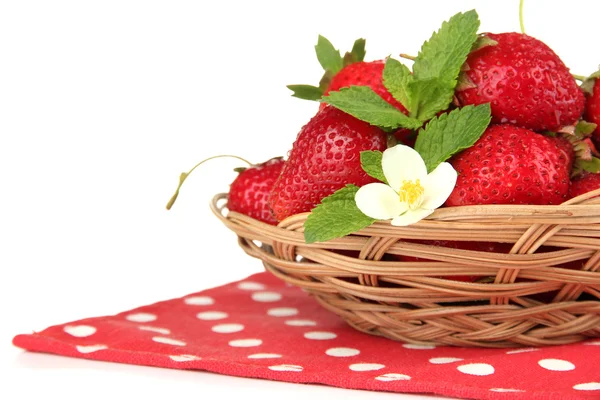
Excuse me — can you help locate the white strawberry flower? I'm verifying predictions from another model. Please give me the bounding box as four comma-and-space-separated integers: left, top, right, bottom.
355, 145, 457, 226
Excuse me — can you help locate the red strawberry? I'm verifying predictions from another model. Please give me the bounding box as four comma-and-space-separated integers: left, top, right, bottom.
446, 124, 572, 206
398, 240, 513, 282
455, 33, 585, 132
321, 60, 408, 113
583, 74, 600, 142
228, 157, 285, 225
268, 106, 387, 221
569, 172, 600, 199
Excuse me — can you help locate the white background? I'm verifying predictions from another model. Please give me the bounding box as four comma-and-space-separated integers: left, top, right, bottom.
2, 1, 598, 399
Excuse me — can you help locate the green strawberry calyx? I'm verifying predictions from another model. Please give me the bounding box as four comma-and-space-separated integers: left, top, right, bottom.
580, 68, 600, 95
287, 36, 366, 101
557, 121, 600, 176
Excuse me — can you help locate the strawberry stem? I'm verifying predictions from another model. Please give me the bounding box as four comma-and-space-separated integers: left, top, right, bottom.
519, 0, 526, 34
166, 155, 252, 210
572, 74, 587, 82
399, 53, 416, 61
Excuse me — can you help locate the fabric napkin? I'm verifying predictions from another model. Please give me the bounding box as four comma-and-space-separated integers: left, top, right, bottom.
13, 271, 600, 400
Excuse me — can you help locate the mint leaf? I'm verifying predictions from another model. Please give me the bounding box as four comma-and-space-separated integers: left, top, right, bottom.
315, 35, 343, 75
304, 185, 375, 244
414, 103, 491, 172
360, 151, 387, 183
287, 84, 324, 101
413, 10, 479, 84
322, 86, 423, 130
382, 58, 413, 112
406, 77, 454, 121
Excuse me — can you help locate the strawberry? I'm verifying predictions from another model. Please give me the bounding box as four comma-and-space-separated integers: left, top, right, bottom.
287, 36, 408, 114
227, 157, 285, 225
268, 106, 387, 221
455, 33, 585, 132
446, 124, 572, 206
321, 60, 408, 113
569, 172, 600, 199
583, 72, 600, 143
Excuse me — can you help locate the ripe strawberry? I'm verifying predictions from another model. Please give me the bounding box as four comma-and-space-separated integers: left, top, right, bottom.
583, 73, 600, 142
268, 106, 387, 221
321, 60, 408, 113
569, 172, 600, 199
446, 124, 572, 206
228, 157, 285, 225
455, 33, 585, 132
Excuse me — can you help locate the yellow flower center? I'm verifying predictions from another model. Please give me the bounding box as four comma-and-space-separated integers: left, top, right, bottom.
398, 179, 424, 210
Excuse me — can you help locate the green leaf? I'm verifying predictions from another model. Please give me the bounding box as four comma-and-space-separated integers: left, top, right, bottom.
360, 151, 387, 184
303, 185, 375, 244
322, 86, 423, 130
287, 84, 324, 101
343, 38, 366, 66
315, 35, 343, 75
414, 103, 491, 172
406, 77, 454, 121
382, 58, 413, 112
413, 10, 480, 84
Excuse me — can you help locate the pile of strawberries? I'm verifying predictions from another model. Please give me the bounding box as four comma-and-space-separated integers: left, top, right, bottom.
169, 10, 600, 267
227, 34, 600, 228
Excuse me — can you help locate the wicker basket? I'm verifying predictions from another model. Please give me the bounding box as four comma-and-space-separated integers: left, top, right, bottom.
211, 189, 600, 348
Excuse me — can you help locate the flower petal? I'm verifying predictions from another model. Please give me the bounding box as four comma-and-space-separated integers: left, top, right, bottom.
420, 162, 458, 210
355, 183, 406, 220
382, 145, 427, 192
391, 208, 434, 226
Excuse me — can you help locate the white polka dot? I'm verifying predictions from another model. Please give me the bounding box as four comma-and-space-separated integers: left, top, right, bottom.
268, 364, 303, 372
76, 344, 107, 353
538, 358, 575, 371
489, 388, 524, 393
251, 292, 282, 302
125, 312, 157, 323
457, 363, 495, 376
211, 323, 244, 333
402, 343, 436, 350
152, 336, 186, 346
197, 311, 228, 321
184, 296, 214, 306
506, 348, 539, 354
248, 353, 282, 359
169, 354, 201, 362
238, 282, 266, 291
326, 347, 360, 357
138, 326, 171, 335
429, 357, 463, 364
285, 319, 317, 327
375, 373, 411, 382
349, 363, 385, 371
63, 325, 96, 337
573, 382, 600, 391
267, 307, 298, 317
304, 331, 337, 340
229, 339, 262, 347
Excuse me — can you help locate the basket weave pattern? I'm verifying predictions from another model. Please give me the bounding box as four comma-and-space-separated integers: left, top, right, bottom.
211, 189, 600, 348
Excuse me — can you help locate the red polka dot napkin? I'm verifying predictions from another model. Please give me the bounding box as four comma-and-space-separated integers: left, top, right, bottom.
13, 272, 600, 399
